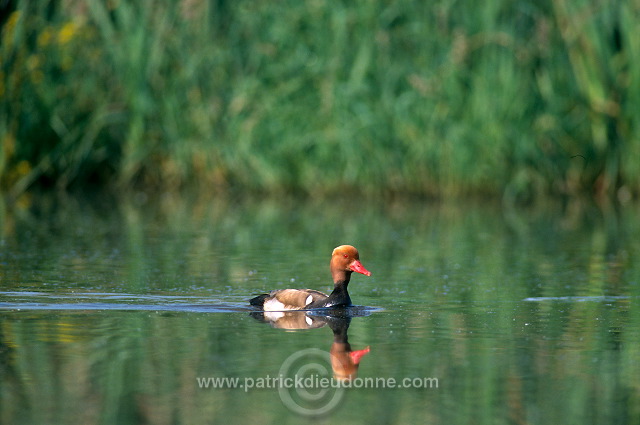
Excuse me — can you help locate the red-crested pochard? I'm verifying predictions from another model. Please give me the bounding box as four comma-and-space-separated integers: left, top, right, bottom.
249, 245, 371, 310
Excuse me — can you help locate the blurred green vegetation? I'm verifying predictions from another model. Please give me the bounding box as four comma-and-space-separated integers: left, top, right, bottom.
1, 0, 639, 200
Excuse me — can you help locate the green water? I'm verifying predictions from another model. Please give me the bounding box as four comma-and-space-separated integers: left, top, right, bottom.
1, 195, 639, 424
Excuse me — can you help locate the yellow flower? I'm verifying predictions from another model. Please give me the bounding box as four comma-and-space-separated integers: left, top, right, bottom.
38, 27, 54, 47
26, 54, 42, 71
2, 11, 21, 44
3, 133, 15, 157
26, 55, 44, 83
58, 22, 77, 45
16, 160, 31, 177
5, 11, 20, 33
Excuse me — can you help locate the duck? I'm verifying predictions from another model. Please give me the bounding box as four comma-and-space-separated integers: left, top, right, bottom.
249, 245, 371, 311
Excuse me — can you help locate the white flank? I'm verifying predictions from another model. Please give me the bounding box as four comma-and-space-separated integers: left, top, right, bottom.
263, 298, 286, 311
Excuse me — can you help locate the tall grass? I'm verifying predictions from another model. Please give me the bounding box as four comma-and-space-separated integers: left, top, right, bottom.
1, 0, 638, 200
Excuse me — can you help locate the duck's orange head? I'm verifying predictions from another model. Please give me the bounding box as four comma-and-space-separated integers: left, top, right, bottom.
331, 245, 371, 276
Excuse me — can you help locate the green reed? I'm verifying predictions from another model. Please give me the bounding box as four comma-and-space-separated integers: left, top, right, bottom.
1, 0, 638, 200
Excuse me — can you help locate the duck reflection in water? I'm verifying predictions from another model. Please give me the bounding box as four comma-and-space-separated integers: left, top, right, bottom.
250, 309, 371, 381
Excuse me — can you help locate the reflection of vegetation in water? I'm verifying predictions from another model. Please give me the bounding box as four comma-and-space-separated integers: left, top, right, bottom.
1, 194, 638, 300
2, 304, 636, 423
0, 195, 639, 423
2, 2, 639, 200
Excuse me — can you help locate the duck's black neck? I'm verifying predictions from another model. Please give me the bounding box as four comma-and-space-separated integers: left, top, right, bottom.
325, 276, 352, 307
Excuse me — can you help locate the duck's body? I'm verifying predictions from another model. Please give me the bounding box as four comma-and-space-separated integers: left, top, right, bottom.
249, 245, 371, 311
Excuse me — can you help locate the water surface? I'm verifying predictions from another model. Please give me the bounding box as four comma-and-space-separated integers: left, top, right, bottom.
1, 195, 639, 424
